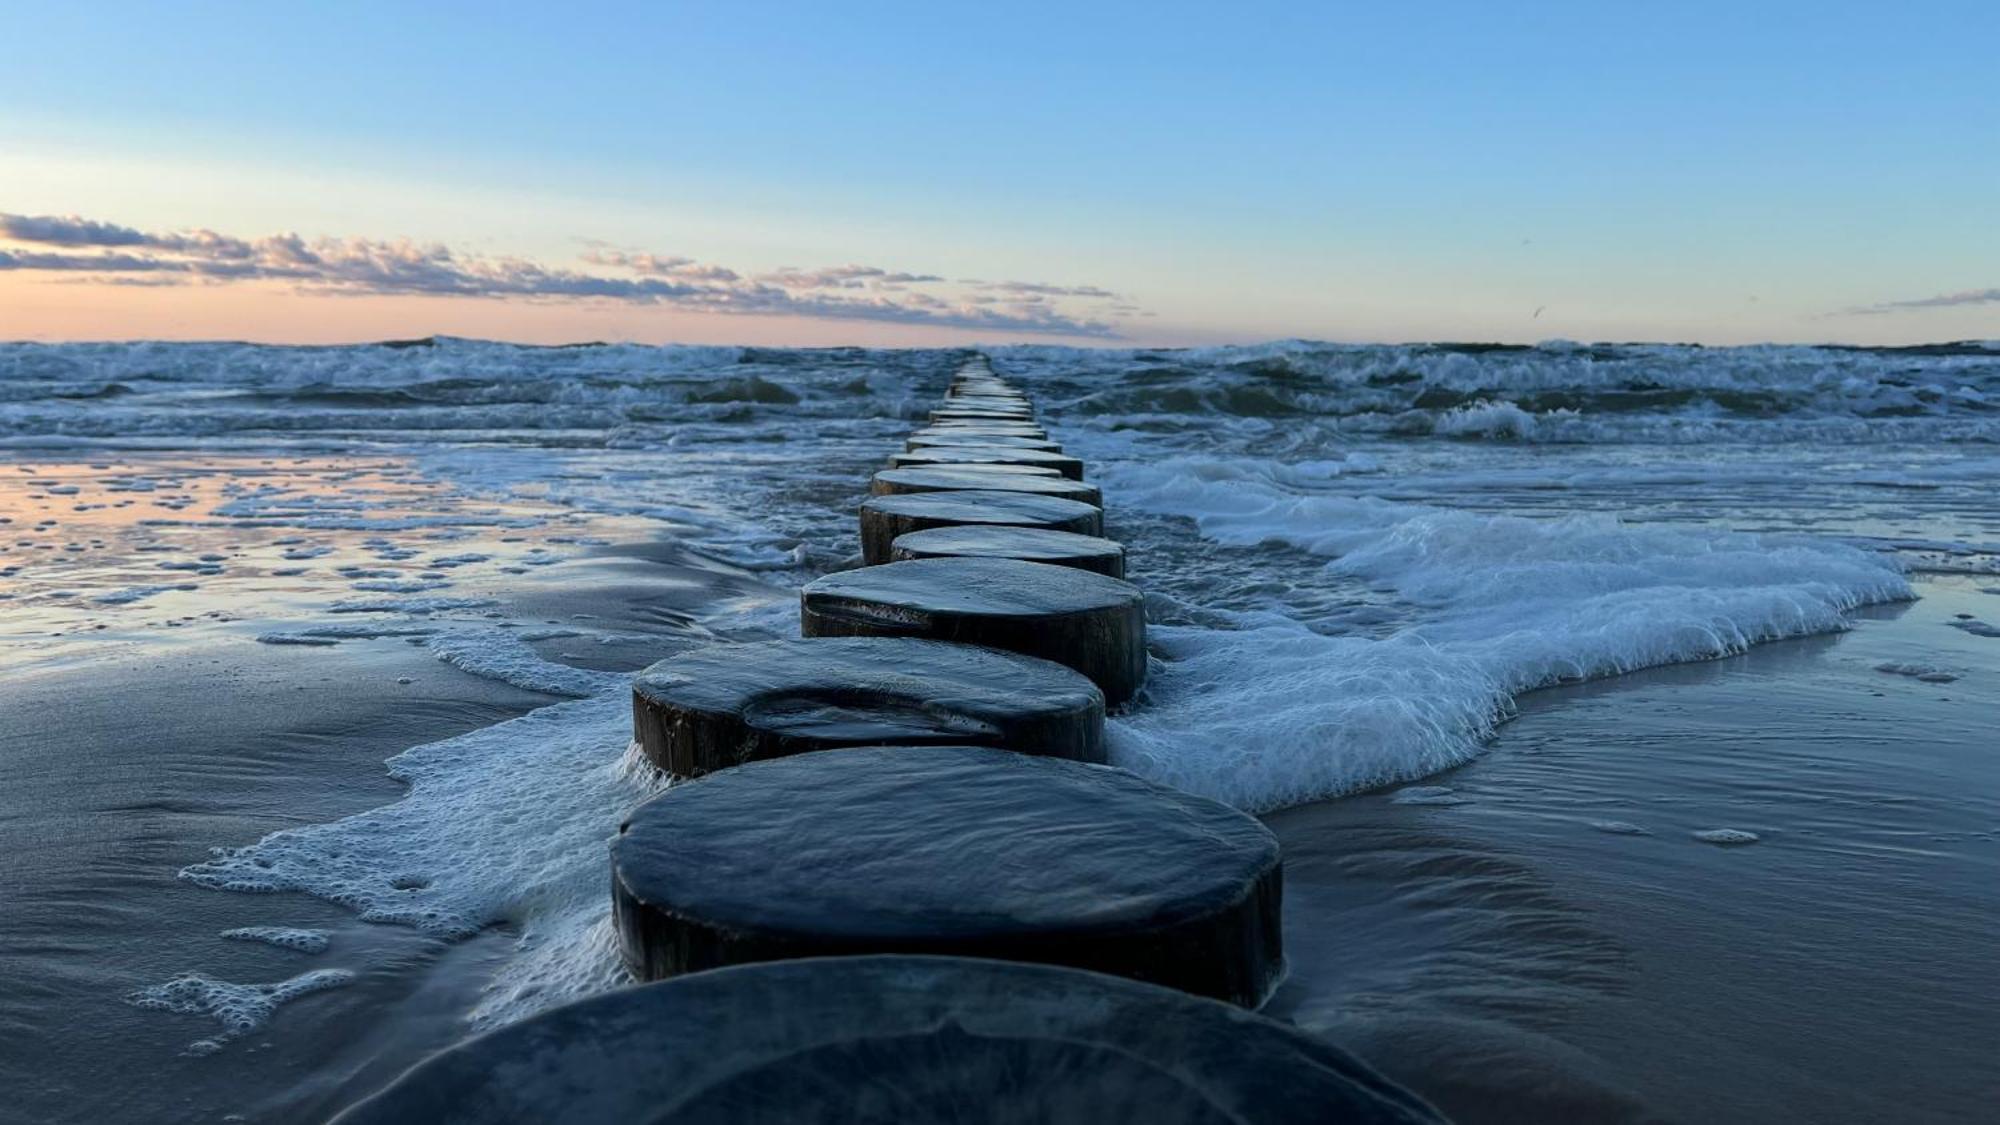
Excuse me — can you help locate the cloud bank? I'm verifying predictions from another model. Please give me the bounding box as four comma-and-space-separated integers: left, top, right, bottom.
0, 212, 1131, 337
1844, 288, 2000, 316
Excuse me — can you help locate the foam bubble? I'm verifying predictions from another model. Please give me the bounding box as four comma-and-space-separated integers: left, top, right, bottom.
126, 969, 355, 1053
1875, 662, 1961, 683
1589, 821, 1650, 836
329, 596, 495, 615
1391, 785, 1471, 806
350, 578, 452, 593
220, 927, 331, 953
94, 583, 197, 605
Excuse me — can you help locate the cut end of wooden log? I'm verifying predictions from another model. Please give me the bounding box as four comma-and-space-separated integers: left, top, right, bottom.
800, 556, 1147, 703
871, 467, 1102, 506
631, 636, 1105, 778
890, 524, 1127, 578
929, 408, 1037, 424
907, 433, 1062, 452
915, 424, 1050, 441
612, 745, 1283, 1005
890, 446, 1085, 480
885, 461, 1064, 478
857, 490, 1104, 565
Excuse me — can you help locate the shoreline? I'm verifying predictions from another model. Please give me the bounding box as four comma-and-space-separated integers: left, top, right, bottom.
5, 558, 1992, 1121
0, 541, 793, 1125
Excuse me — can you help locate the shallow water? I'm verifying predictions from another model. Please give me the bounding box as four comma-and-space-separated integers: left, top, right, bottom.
1, 338, 1996, 1122
1267, 585, 2000, 1123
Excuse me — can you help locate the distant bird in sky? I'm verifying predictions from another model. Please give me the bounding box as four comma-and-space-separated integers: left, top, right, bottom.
1533, 306, 1545, 319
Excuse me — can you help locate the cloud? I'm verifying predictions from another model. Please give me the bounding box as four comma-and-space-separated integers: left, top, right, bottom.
0, 214, 153, 247
0, 249, 182, 273
757, 265, 947, 290
1844, 288, 2000, 315
0, 211, 1134, 337
580, 249, 742, 283
974, 279, 1121, 299
0, 212, 259, 259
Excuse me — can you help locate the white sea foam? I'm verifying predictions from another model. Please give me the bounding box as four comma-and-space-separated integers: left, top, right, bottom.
1112, 620, 1504, 809
178, 636, 655, 1031
1099, 456, 1913, 810
220, 926, 331, 953
423, 631, 627, 698
328, 595, 496, 614
1874, 662, 1960, 683
254, 623, 443, 645
126, 969, 355, 1054
349, 578, 452, 593
94, 583, 197, 605
1391, 785, 1470, 806
1432, 400, 1552, 440
1590, 820, 1650, 836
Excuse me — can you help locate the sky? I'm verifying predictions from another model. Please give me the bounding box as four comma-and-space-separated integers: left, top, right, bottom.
1, 0, 1995, 347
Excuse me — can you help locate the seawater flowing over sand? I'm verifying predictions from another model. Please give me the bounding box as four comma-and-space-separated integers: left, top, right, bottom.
1, 338, 1996, 1123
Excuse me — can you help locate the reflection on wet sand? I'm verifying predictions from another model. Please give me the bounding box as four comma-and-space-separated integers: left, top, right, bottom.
0, 454, 658, 668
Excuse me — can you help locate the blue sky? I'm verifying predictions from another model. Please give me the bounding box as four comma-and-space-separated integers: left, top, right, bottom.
2, 1, 1995, 345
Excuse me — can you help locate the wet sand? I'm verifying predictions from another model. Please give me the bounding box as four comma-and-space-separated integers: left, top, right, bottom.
0, 635, 550, 1124
1267, 577, 2000, 1124
0, 546, 783, 1125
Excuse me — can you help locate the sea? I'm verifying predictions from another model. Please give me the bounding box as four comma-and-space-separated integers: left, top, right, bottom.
1, 338, 1995, 1123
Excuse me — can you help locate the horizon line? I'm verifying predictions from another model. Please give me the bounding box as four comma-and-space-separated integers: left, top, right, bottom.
1, 331, 1995, 353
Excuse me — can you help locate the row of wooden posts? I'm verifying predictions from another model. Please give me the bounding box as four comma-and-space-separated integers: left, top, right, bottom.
332, 356, 1445, 1124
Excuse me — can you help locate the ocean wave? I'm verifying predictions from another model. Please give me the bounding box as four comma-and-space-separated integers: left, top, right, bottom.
1, 338, 1995, 446
996, 340, 2000, 442
1097, 456, 1912, 810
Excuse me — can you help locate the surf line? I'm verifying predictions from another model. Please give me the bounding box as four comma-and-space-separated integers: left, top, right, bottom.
331, 356, 1446, 1124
